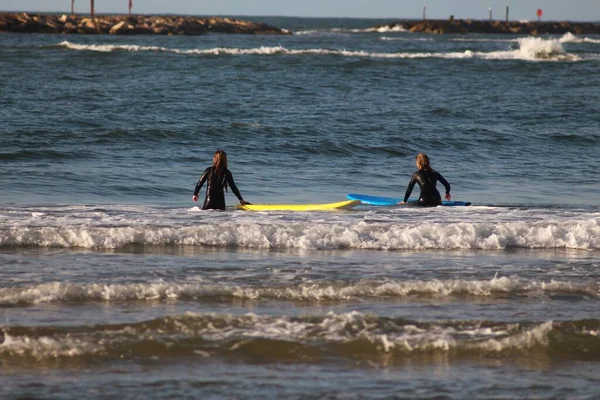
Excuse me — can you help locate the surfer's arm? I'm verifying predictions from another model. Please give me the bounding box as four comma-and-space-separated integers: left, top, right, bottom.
226, 171, 247, 205
402, 175, 417, 203
192, 168, 210, 202
437, 172, 451, 200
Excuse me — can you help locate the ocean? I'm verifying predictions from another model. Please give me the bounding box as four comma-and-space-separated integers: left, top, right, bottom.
1, 16, 599, 399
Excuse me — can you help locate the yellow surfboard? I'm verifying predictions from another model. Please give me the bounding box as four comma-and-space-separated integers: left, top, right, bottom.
236, 200, 361, 212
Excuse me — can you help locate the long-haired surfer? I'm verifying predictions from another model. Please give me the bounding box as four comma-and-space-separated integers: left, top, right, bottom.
192, 150, 248, 210
400, 153, 451, 206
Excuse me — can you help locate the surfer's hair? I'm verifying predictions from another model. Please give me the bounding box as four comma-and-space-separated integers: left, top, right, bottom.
416, 153, 432, 171
212, 150, 229, 190
213, 150, 228, 171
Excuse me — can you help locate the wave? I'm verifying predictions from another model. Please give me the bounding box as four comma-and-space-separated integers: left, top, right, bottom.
445, 33, 600, 45
271, 138, 410, 157
1, 218, 598, 250
294, 26, 407, 35
92, 129, 195, 144
1, 312, 599, 363
0, 149, 84, 161
449, 38, 518, 43
559, 32, 600, 44
514, 36, 574, 60
367, 25, 408, 33
380, 37, 434, 41
1, 277, 598, 306
383, 32, 600, 45
54, 37, 588, 62
549, 132, 600, 145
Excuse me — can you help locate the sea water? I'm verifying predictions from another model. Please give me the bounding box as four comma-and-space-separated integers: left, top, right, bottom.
1, 17, 599, 399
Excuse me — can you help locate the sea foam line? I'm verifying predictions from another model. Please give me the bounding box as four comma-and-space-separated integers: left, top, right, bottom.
55, 37, 584, 61
560, 32, 600, 44
294, 26, 407, 35
1, 277, 598, 305
1, 218, 599, 250
2, 312, 598, 360
382, 32, 600, 45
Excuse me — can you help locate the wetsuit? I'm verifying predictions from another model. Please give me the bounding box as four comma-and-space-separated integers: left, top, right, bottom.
194, 167, 244, 210
403, 169, 451, 206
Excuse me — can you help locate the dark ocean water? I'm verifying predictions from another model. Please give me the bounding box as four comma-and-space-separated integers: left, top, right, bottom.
1, 16, 600, 399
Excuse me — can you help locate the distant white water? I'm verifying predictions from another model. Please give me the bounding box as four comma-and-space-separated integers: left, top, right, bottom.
295, 25, 407, 35
56, 37, 587, 62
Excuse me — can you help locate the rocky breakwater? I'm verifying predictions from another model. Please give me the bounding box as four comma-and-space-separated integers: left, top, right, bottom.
0, 13, 291, 35
378, 19, 600, 35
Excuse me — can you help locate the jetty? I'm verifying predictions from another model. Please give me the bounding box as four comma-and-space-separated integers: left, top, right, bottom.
0, 13, 290, 35
378, 19, 600, 35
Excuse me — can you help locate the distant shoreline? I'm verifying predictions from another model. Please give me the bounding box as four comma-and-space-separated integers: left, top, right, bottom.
0, 12, 290, 35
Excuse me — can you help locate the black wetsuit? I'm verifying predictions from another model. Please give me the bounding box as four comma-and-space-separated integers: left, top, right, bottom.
194, 167, 244, 210
403, 169, 451, 206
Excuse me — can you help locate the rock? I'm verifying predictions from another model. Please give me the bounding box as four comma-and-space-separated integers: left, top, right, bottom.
110, 20, 152, 34
78, 17, 96, 31
176, 18, 206, 35
16, 13, 31, 24
109, 21, 127, 34
64, 22, 77, 32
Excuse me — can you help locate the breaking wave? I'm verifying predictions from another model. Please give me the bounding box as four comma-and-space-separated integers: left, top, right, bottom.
1, 312, 599, 363
1, 218, 598, 250
559, 32, 600, 44
294, 25, 407, 35
1, 277, 598, 306
54, 37, 588, 62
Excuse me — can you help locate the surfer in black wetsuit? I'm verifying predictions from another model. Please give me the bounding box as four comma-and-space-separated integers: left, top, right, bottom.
192, 150, 248, 210
401, 153, 451, 206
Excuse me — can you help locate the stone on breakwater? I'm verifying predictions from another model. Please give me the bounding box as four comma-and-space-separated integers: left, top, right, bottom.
0, 13, 291, 35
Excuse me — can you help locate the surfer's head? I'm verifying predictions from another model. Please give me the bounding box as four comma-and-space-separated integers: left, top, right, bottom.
213, 150, 228, 170
416, 153, 431, 171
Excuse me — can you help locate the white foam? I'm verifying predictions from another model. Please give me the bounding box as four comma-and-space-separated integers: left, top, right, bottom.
293, 29, 324, 36
179, 311, 556, 354
1, 216, 599, 250
0, 281, 223, 304
370, 25, 407, 33
0, 312, 578, 360
56, 39, 583, 62
2, 204, 599, 250
58, 40, 167, 53
1, 277, 597, 306
0, 331, 100, 359
294, 26, 407, 35
380, 37, 434, 41
514, 36, 575, 61
449, 36, 580, 61
450, 38, 518, 43
559, 32, 600, 44
476, 321, 553, 352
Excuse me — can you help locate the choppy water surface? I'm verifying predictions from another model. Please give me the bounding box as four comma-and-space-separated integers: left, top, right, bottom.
1, 16, 600, 399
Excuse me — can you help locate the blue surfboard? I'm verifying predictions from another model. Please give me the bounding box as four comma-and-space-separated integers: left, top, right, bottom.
347, 193, 471, 207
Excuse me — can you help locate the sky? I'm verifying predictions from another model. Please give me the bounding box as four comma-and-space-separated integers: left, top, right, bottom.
2, 0, 598, 21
